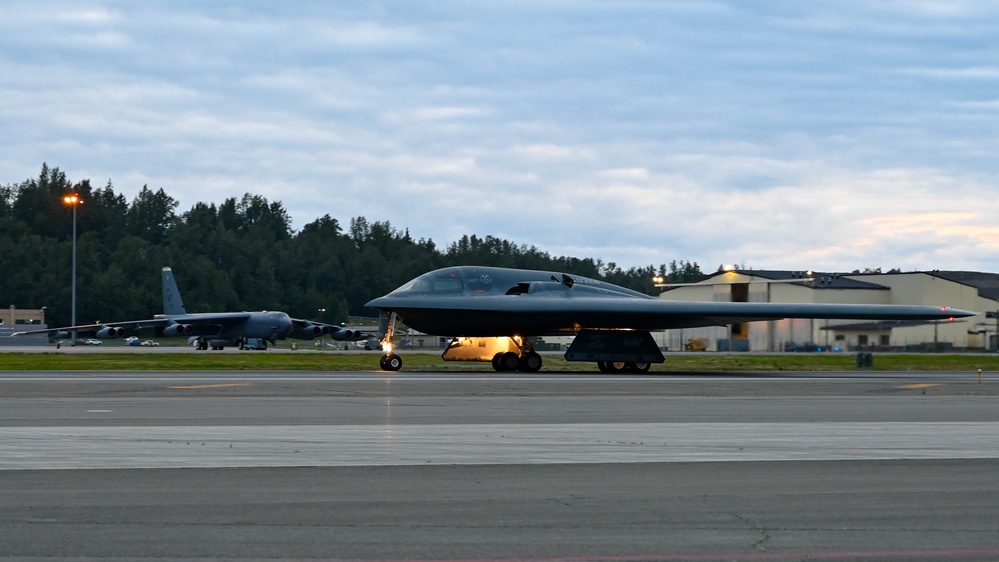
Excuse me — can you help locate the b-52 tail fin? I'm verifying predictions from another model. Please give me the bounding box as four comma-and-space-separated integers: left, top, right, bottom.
162, 267, 188, 316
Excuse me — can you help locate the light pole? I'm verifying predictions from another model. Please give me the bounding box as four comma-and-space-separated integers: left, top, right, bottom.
63, 193, 80, 345
318, 308, 327, 345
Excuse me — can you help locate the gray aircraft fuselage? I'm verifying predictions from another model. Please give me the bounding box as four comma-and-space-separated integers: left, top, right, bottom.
156, 311, 294, 347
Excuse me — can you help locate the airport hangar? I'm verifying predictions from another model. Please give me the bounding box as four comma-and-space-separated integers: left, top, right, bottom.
654, 270, 999, 353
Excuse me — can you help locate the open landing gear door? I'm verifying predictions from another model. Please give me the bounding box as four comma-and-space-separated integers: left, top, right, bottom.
442, 336, 543, 372
564, 330, 665, 371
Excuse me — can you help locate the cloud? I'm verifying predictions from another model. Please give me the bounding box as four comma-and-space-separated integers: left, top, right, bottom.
2, 0, 999, 274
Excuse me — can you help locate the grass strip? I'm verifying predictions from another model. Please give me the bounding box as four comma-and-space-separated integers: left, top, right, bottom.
0, 351, 997, 372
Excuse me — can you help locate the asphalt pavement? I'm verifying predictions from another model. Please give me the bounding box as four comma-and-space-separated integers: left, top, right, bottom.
1, 369, 997, 561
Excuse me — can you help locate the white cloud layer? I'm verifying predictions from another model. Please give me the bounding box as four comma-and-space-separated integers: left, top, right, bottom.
2, 0, 999, 272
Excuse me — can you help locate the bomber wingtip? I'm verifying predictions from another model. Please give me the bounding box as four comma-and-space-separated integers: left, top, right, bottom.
946, 307, 977, 318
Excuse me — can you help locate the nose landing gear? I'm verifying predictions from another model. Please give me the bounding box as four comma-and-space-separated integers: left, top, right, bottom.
378, 312, 403, 371
379, 353, 402, 371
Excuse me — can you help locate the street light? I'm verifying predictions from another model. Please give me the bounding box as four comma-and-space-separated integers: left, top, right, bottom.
63, 193, 81, 345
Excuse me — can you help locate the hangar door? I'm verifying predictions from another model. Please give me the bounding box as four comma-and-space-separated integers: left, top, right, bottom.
729, 283, 749, 350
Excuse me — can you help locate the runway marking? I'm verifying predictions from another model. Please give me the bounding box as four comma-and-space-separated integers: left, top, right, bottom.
390, 548, 999, 561
85, 410, 113, 413
3, 422, 999, 470
897, 383, 940, 390
167, 383, 253, 389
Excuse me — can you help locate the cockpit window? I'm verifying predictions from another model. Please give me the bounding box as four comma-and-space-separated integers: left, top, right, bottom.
392, 269, 464, 295
462, 270, 497, 294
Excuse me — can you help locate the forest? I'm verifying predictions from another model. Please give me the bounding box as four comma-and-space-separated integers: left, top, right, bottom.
1, 165, 706, 327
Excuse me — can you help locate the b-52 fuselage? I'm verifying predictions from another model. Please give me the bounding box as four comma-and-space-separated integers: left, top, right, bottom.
366, 265, 976, 372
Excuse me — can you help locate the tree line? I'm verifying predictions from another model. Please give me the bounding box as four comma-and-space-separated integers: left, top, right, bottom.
1, 164, 706, 327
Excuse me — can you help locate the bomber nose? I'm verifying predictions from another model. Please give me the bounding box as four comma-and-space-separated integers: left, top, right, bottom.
273, 314, 293, 339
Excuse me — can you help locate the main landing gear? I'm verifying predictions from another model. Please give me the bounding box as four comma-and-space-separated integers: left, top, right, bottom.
489, 349, 543, 372
441, 336, 543, 372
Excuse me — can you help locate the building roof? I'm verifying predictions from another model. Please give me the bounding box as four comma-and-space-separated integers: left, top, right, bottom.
675, 268, 999, 303
929, 271, 999, 302
845, 270, 999, 302
698, 270, 889, 290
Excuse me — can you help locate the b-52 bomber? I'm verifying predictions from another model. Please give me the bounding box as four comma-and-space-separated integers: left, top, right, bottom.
14, 267, 366, 349
365, 265, 976, 372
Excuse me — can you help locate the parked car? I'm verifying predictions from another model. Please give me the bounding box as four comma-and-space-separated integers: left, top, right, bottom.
140, 340, 159, 346
83, 339, 103, 346
784, 341, 823, 352
239, 337, 267, 350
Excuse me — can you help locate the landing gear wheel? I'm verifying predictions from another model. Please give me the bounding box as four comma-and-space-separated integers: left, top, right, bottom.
492, 353, 504, 371
517, 352, 543, 372
502, 352, 520, 371
597, 361, 626, 373
495, 351, 519, 371
629, 362, 652, 373
380, 354, 402, 371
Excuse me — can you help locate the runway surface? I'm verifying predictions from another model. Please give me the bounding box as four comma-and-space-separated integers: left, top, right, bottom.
1, 369, 998, 560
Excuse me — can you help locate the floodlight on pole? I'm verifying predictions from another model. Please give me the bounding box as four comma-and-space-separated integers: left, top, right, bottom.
63, 193, 80, 345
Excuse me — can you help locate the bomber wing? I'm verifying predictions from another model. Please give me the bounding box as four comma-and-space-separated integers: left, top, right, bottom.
367, 293, 974, 337
287, 318, 370, 341
11, 318, 175, 338
364, 265, 979, 372
10, 313, 255, 339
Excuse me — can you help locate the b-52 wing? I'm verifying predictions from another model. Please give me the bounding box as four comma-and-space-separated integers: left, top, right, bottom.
288, 318, 369, 341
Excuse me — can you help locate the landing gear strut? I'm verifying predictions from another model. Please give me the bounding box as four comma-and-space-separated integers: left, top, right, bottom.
378, 312, 403, 371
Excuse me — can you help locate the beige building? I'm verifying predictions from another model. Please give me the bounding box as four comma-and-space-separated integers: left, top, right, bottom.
657, 270, 996, 352
0, 306, 47, 343
1, 306, 46, 327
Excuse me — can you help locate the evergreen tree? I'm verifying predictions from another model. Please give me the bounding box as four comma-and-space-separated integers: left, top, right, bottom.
0, 164, 707, 325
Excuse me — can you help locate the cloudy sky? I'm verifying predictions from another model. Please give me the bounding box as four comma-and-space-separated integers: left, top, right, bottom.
3, 1, 999, 272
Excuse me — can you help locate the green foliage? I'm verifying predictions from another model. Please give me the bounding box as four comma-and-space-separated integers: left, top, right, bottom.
1, 164, 706, 326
